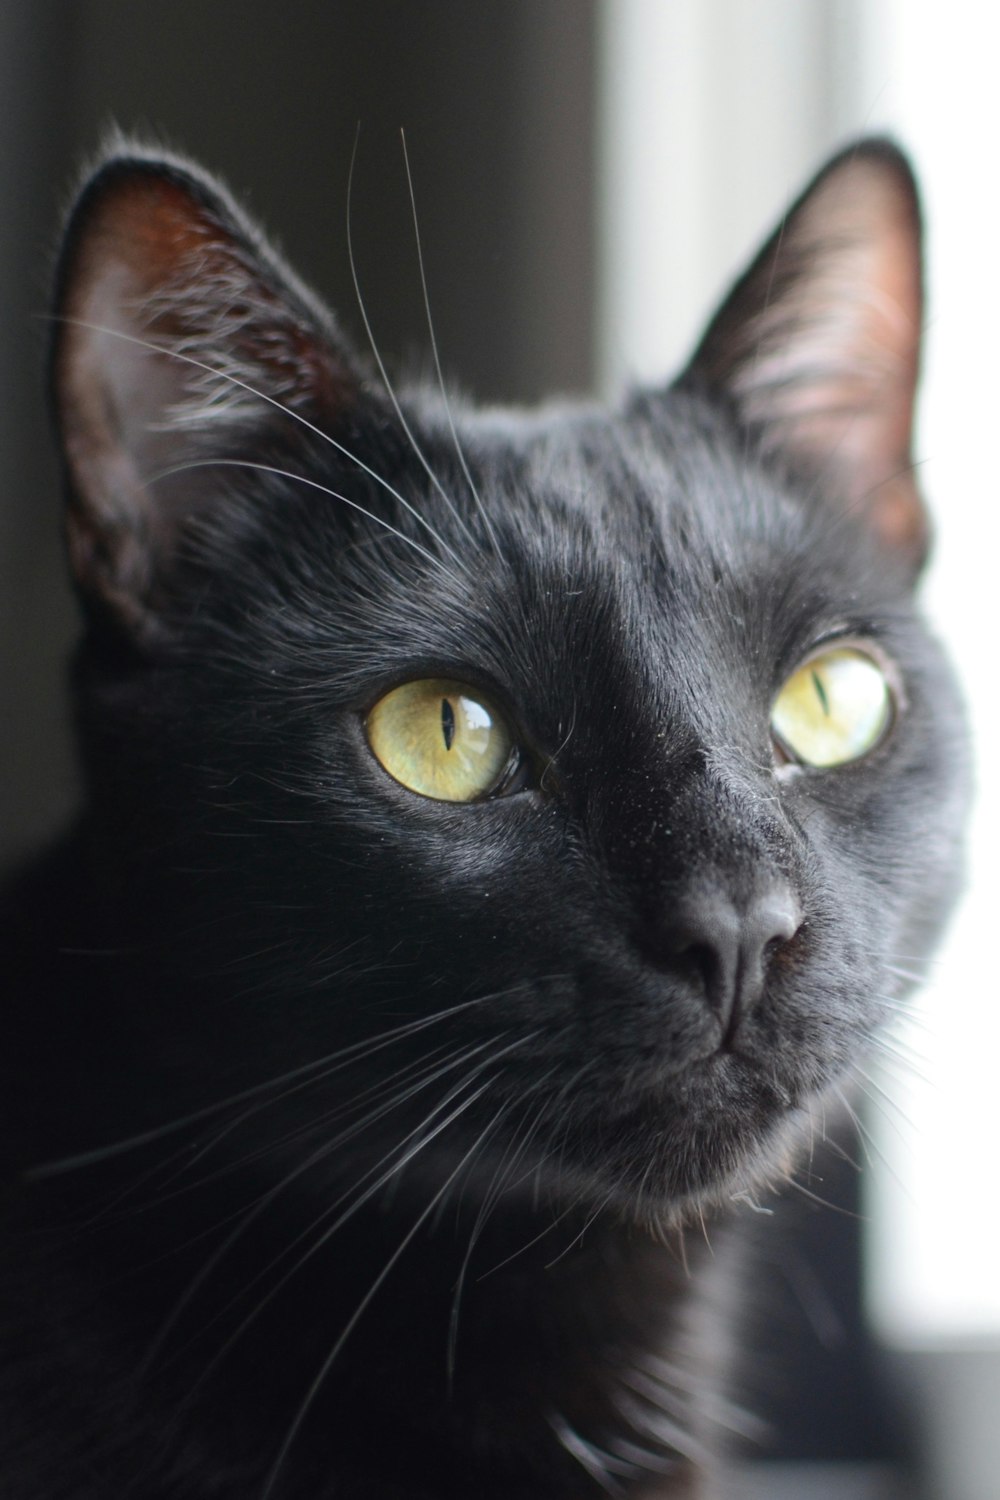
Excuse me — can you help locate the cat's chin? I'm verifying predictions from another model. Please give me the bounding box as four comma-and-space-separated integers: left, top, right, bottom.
406, 1047, 823, 1243
601, 1111, 814, 1236
538, 1051, 837, 1228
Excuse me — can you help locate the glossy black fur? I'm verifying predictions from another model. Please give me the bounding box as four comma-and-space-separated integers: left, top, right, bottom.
0, 142, 966, 1497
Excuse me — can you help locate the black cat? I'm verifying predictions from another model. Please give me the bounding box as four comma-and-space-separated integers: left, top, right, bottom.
0, 138, 966, 1498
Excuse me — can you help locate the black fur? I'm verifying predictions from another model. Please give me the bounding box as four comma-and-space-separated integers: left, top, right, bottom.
0, 139, 966, 1497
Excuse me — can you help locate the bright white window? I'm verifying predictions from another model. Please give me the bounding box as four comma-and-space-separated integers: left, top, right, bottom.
854, 0, 1000, 1347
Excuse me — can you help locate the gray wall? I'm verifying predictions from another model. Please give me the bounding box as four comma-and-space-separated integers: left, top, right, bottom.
0, 2, 78, 865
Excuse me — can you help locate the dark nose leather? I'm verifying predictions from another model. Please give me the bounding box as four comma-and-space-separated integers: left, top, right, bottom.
665, 882, 802, 1040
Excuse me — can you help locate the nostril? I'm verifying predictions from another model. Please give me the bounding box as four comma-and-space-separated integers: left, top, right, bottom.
662, 901, 742, 1019
673, 939, 725, 1004
659, 881, 803, 1035
753, 894, 802, 952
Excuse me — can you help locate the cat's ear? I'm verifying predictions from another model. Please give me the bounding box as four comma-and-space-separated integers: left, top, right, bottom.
51, 145, 361, 637
684, 139, 927, 570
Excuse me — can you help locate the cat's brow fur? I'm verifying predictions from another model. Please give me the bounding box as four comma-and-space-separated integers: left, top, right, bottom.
0, 138, 966, 1498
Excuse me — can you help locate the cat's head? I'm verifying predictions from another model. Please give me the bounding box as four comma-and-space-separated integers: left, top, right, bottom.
49, 139, 966, 1228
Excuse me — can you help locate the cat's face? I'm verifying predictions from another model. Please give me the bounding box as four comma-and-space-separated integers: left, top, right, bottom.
51, 142, 966, 1230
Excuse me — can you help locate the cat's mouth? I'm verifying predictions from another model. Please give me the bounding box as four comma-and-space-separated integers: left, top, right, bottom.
472, 1033, 822, 1223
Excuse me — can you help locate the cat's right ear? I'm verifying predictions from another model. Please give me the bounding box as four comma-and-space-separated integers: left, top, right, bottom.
682, 139, 928, 574
51, 145, 363, 639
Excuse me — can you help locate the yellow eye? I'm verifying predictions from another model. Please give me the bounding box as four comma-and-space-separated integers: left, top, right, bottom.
771, 646, 893, 768
366, 679, 516, 802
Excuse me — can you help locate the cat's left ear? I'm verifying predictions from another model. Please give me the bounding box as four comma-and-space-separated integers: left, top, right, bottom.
51, 143, 363, 638
684, 139, 927, 571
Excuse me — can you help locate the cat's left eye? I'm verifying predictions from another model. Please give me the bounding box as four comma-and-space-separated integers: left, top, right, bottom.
365, 678, 518, 802
771, 646, 894, 769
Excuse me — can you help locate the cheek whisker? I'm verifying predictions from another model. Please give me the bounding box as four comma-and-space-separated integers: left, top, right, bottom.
849, 1065, 920, 1146
883, 961, 936, 987
26, 987, 514, 1182
140, 1034, 521, 1378
446, 1069, 564, 1381
102, 1039, 480, 1231
260, 1091, 509, 1500
204, 1029, 533, 1347
783, 1175, 862, 1216
867, 1028, 935, 1085
831, 1084, 905, 1184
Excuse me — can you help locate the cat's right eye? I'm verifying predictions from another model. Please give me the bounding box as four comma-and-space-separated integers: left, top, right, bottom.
771, 646, 894, 768
365, 679, 519, 802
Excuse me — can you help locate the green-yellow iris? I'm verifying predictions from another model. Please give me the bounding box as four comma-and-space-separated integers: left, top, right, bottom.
366, 679, 514, 801
771, 646, 893, 768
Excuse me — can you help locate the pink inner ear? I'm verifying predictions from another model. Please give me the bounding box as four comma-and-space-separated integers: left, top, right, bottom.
53, 182, 221, 622
61, 168, 354, 448
85, 174, 222, 286
693, 147, 927, 568
52, 159, 358, 632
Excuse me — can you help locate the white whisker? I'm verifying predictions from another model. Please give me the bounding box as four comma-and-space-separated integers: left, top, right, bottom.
55, 314, 468, 573
142, 1034, 511, 1375
28, 989, 504, 1179
155, 456, 457, 579
398, 129, 503, 560
261, 1090, 509, 1499
345, 127, 479, 560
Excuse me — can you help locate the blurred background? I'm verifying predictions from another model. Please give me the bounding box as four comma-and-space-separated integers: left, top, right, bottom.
1, 3, 996, 1496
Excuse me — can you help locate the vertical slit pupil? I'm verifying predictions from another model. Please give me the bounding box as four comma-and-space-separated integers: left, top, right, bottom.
441, 698, 456, 751
811, 669, 830, 717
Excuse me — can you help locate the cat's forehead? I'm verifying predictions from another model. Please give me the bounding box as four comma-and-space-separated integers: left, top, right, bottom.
461, 391, 830, 591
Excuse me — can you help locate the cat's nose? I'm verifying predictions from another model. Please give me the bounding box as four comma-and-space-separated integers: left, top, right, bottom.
665, 882, 802, 1041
